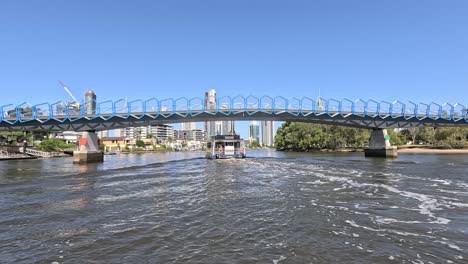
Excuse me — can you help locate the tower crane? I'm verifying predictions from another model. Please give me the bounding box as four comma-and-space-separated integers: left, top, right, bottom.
58, 80, 81, 111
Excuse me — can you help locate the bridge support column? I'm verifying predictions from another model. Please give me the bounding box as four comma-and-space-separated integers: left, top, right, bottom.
364, 129, 398, 158
73, 131, 104, 163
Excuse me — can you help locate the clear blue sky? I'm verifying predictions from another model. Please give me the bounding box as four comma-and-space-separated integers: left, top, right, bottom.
1, 0, 467, 137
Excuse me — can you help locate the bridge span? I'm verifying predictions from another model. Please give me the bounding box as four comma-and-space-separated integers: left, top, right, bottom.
1, 96, 467, 162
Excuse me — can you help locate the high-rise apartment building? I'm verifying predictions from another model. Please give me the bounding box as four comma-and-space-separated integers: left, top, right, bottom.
113, 129, 122, 137
212, 120, 235, 136
215, 121, 223, 136
181, 122, 196, 131
97, 130, 109, 139
249, 121, 260, 143
84, 90, 97, 115
204, 89, 217, 138
261, 121, 275, 146
148, 124, 174, 142
203, 89, 235, 137
114, 125, 174, 142
222, 120, 235, 135
176, 129, 206, 141
219, 104, 235, 135
120, 126, 148, 139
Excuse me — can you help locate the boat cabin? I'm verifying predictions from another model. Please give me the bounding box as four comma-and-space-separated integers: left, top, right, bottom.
206, 134, 246, 159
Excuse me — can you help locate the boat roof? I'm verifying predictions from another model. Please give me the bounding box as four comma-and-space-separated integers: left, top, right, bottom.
212, 139, 243, 143
210, 134, 241, 140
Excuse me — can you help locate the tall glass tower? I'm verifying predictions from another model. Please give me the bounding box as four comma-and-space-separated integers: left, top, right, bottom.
204, 89, 217, 138
249, 121, 260, 143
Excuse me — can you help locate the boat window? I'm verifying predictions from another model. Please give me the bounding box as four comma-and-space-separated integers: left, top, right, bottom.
226, 142, 234, 146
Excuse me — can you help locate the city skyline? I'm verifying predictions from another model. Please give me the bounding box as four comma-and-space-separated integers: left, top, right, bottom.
248, 121, 260, 143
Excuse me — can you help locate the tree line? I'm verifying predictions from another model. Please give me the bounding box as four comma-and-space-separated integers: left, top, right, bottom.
274, 122, 468, 151
0, 131, 74, 152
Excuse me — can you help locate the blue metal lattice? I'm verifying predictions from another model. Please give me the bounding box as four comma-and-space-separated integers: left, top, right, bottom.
0, 96, 467, 127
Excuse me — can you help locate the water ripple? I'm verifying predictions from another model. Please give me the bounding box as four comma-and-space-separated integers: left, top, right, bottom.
1, 151, 468, 263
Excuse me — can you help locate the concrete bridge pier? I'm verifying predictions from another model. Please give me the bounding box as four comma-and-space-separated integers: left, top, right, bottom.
73, 131, 104, 163
364, 129, 398, 158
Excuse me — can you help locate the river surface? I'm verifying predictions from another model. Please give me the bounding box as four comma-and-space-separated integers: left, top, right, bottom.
1, 150, 468, 263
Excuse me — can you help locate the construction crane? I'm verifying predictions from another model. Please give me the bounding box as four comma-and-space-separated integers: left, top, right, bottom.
59, 80, 79, 102
58, 80, 81, 111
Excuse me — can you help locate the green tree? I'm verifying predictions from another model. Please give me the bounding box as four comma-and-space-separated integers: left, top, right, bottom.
417, 127, 435, 145
136, 139, 145, 148
387, 129, 406, 146
401, 128, 418, 144
275, 122, 371, 151
39, 139, 73, 152
248, 140, 260, 148
433, 127, 468, 149
0, 131, 26, 144
134, 128, 142, 140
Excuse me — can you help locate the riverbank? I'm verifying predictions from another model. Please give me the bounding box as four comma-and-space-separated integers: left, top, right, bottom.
276, 147, 468, 155
0, 155, 37, 161
398, 147, 468, 154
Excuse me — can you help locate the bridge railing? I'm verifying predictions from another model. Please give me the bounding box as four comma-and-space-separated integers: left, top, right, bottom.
1, 96, 467, 124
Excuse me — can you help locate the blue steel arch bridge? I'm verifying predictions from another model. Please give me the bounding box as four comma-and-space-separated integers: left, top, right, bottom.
0, 95, 467, 132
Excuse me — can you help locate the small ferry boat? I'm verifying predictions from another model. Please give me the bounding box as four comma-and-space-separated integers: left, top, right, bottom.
206, 134, 246, 159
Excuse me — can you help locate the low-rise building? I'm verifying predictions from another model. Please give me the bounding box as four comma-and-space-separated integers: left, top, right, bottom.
175, 129, 206, 141
101, 137, 135, 151
49, 131, 80, 144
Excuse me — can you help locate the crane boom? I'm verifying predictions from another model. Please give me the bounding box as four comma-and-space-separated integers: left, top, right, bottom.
58, 80, 79, 102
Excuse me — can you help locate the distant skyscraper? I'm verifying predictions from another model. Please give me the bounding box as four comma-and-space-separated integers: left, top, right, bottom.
181, 122, 196, 131
215, 121, 223, 135
204, 89, 217, 138
203, 89, 234, 137
97, 130, 109, 139
222, 120, 235, 135
219, 104, 235, 135
84, 90, 96, 115
113, 129, 122, 137
261, 121, 275, 146
249, 121, 260, 143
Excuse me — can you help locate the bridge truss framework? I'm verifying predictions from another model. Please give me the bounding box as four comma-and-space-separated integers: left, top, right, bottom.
1, 96, 467, 131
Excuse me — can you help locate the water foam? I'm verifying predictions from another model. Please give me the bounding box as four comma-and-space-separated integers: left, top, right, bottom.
345, 220, 463, 252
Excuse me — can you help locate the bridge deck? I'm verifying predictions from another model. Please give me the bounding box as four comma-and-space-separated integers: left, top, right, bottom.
1, 97, 467, 131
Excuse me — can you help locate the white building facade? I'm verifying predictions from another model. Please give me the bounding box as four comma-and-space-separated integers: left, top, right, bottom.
261, 121, 275, 146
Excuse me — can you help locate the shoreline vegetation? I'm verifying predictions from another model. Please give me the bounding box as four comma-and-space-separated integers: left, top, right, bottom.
3, 123, 468, 161
277, 146, 468, 154
274, 122, 468, 155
